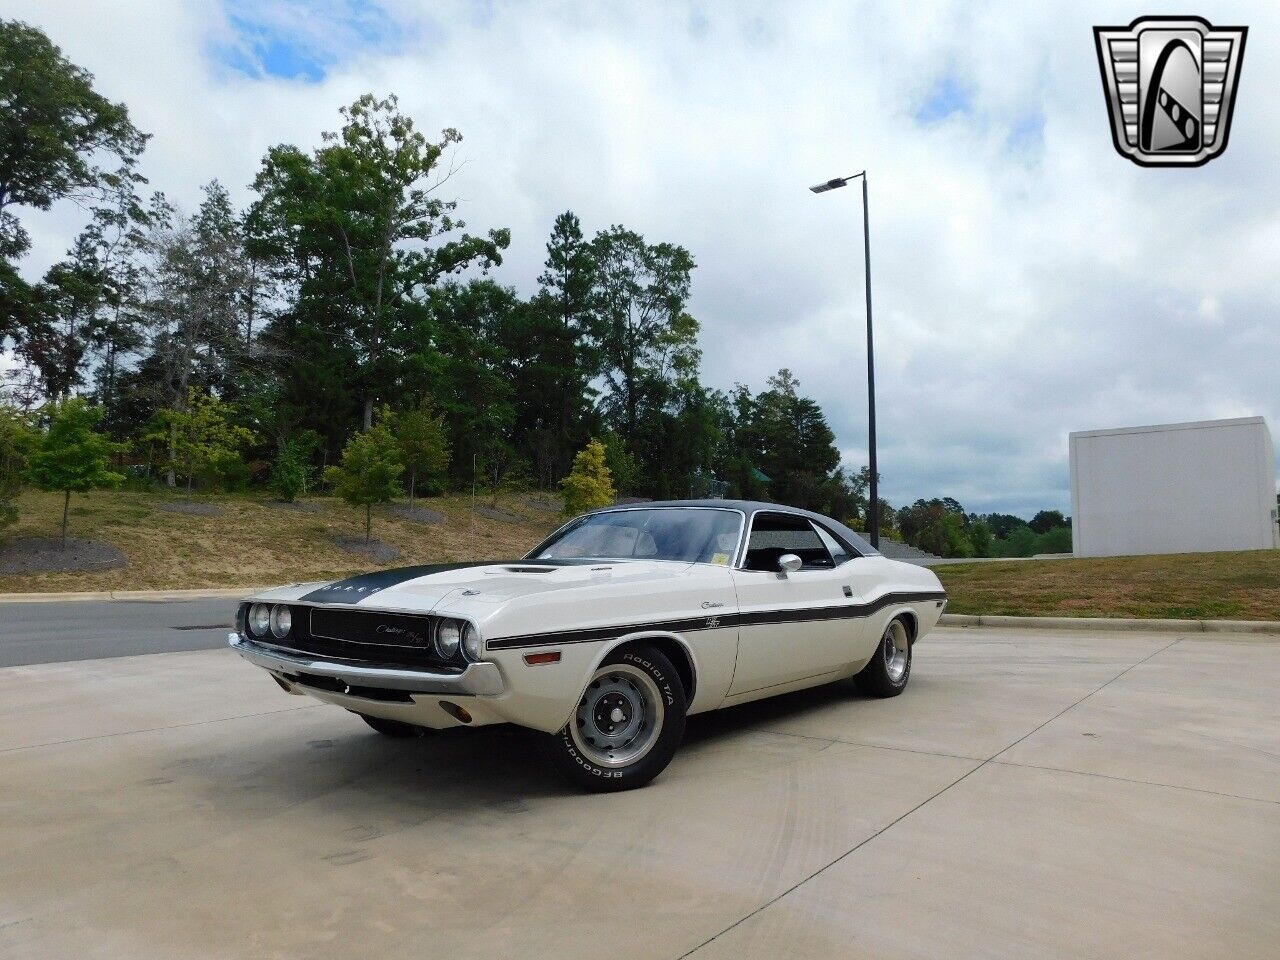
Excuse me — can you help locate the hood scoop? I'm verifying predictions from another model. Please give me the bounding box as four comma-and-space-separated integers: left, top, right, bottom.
494, 565, 559, 574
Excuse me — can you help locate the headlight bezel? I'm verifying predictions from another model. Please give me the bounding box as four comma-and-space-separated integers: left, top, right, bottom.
462, 621, 484, 661
269, 604, 292, 639
247, 603, 271, 638
434, 618, 463, 660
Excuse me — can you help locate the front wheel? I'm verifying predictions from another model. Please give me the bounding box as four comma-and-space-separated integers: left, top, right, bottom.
542, 645, 687, 792
855, 616, 912, 698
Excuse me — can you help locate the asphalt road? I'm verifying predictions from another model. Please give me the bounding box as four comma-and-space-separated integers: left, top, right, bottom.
2, 626, 1275, 959
0, 598, 238, 667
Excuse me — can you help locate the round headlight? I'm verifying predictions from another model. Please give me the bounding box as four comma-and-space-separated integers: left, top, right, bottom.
462, 622, 483, 660
270, 604, 292, 639
248, 603, 271, 637
435, 619, 462, 659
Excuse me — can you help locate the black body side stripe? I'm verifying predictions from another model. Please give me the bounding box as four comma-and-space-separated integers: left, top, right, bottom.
485, 590, 947, 650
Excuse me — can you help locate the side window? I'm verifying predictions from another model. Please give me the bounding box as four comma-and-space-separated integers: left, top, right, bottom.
813, 524, 851, 565
743, 513, 835, 570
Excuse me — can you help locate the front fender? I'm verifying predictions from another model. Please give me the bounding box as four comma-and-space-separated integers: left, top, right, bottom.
482, 623, 739, 733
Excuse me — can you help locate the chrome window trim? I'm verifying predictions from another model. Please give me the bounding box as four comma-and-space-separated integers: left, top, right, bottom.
525, 505, 748, 568
736, 510, 859, 571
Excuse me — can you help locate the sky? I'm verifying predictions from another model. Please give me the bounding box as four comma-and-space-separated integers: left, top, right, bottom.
7, 0, 1279, 518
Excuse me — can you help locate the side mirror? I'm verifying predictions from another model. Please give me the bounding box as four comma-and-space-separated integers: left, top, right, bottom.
777, 553, 803, 574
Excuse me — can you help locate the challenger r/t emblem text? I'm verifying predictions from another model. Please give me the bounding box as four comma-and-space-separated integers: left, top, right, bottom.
1094, 16, 1246, 167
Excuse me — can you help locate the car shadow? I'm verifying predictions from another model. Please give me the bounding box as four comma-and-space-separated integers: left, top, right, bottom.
211, 679, 878, 806
682, 678, 862, 746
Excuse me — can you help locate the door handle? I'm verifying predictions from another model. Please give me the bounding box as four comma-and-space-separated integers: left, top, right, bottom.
842, 585, 853, 598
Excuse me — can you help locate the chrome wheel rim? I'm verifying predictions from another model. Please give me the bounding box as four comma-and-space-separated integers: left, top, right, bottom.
882, 620, 909, 683
570, 663, 664, 768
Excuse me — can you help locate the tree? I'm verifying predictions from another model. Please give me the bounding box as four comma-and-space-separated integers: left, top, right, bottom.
388, 398, 450, 502
324, 423, 403, 541
26, 397, 125, 548
146, 388, 253, 496
897, 498, 976, 558
592, 226, 696, 444
746, 369, 841, 511
249, 94, 510, 430
598, 431, 639, 496
561, 438, 615, 516
1029, 509, 1068, 535
975, 512, 1028, 540
0, 20, 146, 262
536, 211, 599, 476
969, 519, 994, 557
0, 404, 29, 534
269, 435, 316, 503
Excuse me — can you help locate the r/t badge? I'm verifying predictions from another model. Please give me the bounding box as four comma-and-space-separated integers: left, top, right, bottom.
1094, 16, 1246, 167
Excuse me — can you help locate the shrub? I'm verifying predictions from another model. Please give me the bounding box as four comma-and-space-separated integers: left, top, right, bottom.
561, 438, 615, 516
269, 440, 313, 503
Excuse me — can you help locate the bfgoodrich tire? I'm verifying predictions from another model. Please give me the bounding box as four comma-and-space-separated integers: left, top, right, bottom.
855, 616, 912, 698
542, 644, 687, 792
358, 713, 424, 737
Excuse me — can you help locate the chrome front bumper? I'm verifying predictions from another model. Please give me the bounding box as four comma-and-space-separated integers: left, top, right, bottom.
228, 634, 505, 696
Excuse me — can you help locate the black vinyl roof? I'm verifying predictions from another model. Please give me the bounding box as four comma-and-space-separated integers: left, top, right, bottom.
584, 499, 880, 557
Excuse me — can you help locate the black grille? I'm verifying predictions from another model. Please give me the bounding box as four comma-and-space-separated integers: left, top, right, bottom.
241, 603, 463, 672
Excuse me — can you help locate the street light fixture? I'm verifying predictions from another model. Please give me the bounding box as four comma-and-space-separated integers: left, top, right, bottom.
809, 170, 879, 549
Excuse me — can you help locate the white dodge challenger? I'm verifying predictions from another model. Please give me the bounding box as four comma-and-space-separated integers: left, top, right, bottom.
230, 500, 946, 791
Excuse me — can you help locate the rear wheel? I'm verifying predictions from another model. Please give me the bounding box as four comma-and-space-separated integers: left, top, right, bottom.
855, 617, 912, 698
542, 645, 687, 792
357, 713, 424, 737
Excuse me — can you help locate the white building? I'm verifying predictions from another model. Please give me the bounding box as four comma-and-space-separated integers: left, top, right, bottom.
1069, 417, 1279, 558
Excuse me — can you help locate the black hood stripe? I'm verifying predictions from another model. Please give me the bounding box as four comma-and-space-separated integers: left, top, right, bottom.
299, 562, 510, 605
486, 590, 946, 650
297, 557, 672, 606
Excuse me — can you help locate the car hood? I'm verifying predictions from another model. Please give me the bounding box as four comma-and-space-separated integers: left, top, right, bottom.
245, 559, 697, 611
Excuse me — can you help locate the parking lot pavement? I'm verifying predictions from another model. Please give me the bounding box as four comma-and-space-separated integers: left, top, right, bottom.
1, 628, 1277, 959
0, 598, 237, 668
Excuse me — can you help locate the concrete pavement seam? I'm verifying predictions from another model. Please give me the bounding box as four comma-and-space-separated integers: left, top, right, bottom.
748, 725, 985, 763
987, 758, 1280, 807
675, 636, 1185, 959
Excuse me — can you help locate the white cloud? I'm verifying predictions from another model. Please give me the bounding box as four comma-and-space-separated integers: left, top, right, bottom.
8, 0, 1279, 516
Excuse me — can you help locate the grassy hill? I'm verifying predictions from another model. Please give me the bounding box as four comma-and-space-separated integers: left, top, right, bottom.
935, 550, 1280, 621
0, 489, 561, 593
3, 491, 1276, 622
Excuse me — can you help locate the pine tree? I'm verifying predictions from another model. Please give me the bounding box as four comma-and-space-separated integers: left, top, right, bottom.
561, 438, 615, 516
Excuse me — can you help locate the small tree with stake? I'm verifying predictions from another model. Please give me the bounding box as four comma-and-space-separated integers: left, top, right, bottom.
325, 424, 403, 542
388, 399, 451, 505
26, 398, 126, 549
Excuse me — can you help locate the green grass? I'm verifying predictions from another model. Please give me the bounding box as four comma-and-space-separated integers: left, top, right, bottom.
936, 550, 1280, 621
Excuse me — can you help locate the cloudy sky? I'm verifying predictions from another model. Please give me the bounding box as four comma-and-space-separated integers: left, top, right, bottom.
9, 0, 1278, 517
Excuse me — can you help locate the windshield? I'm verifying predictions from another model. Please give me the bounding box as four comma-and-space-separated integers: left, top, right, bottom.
530, 508, 743, 565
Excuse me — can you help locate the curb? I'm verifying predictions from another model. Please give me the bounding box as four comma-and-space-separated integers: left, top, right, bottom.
939, 613, 1280, 635
0, 587, 259, 604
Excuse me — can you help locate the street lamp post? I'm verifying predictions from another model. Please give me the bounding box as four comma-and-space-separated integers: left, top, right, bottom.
809, 171, 879, 549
